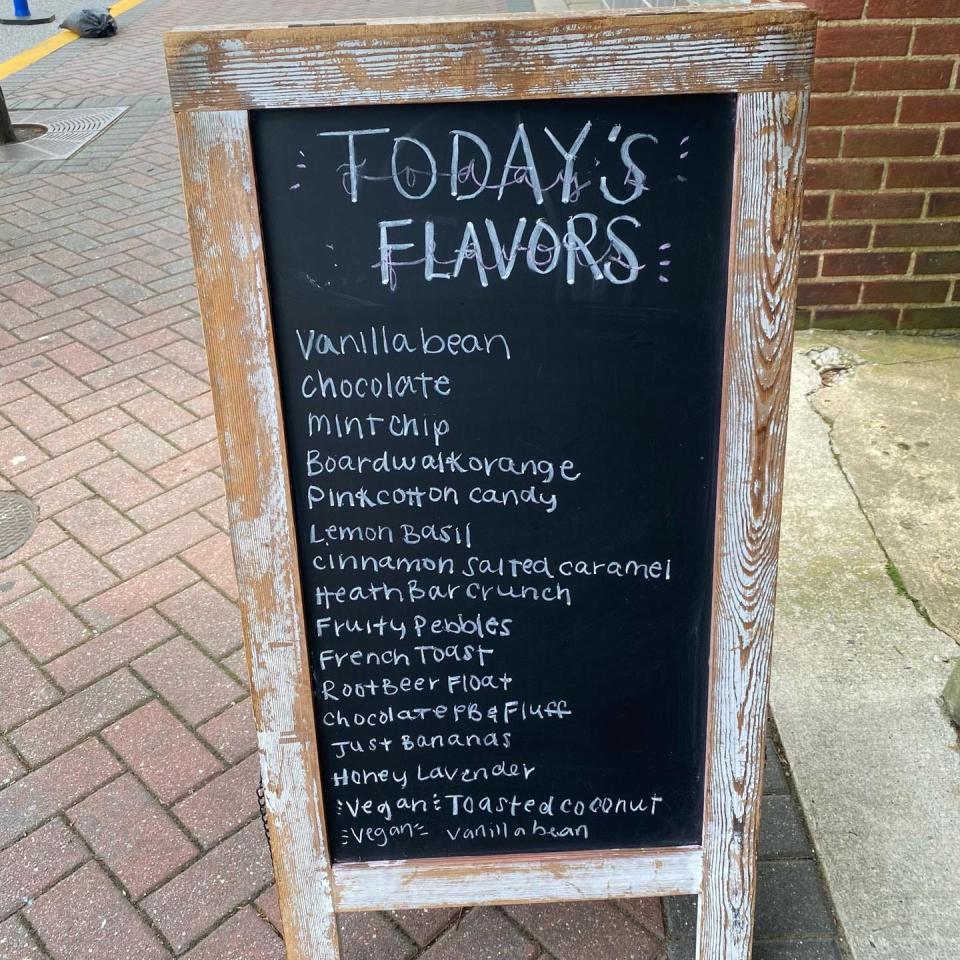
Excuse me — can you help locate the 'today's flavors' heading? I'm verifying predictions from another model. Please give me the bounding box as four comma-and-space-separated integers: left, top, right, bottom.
302, 121, 688, 290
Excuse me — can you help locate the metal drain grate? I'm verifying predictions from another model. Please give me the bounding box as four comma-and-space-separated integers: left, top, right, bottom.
1, 107, 127, 161
0, 492, 37, 561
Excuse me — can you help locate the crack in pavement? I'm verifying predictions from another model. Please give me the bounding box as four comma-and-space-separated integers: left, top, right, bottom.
801, 354, 958, 649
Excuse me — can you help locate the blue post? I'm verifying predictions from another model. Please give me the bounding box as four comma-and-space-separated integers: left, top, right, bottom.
1, 0, 55, 23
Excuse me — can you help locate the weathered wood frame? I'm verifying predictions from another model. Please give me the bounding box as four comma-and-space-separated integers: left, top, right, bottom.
165, 6, 814, 960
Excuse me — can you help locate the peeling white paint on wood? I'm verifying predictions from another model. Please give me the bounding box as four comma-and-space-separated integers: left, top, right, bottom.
333, 846, 703, 911
173, 108, 340, 960
164, 7, 816, 112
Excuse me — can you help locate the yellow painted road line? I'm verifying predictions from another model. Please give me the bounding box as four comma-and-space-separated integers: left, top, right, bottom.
0, 30, 73, 80
109, 0, 149, 16
0, 0, 150, 81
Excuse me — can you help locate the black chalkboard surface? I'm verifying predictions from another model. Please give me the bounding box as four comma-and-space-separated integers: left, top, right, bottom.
251, 93, 735, 863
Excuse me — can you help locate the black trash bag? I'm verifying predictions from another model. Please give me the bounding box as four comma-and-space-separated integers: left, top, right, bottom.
61, 8, 118, 38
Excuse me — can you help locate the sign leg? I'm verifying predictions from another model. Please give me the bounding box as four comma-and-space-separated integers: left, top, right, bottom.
694, 846, 759, 960
173, 105, 342, 960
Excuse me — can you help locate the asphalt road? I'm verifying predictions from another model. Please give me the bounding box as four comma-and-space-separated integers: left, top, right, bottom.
0, 0, 92, 65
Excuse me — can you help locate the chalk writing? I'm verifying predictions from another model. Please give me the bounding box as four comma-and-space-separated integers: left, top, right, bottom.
252, 92, 735, 861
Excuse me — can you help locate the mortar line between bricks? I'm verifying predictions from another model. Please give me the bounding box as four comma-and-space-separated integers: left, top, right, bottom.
445, 905, 476, 945
2, 652, 240, 773
101, 677, 248, 798
0, 551, 176, 687
0, 741, 127, 854
64, 723, 260, 874
507, 896, 669, 958
12, 649, 248, 805
174, 548, 241, 611
1, 516, 134, 649
204, 901, 285, 954
0, 633, 245, 819
117, 812, 266, 957
0, 335, 69, 369
4, 811, 98, 912
101, 408, 218, 471
216, 650, 249, 689
124, 654, 251, 764
494, 903, 564, 957
0, 632, 68, 704
3, 480, 234, 638
55, 785, 195, 908
0, 730, 32, 777
35, 496, 176, 584
42, 387, 217, 488
18, 521, 144, 598
1, 681, 153, 793
13, 904, 56, 960
193, 704, 258, 769
404, 904, 466, 956
376, 904, 422, 957
5, 498, 183, 616
126, 631, 248, 704
156, 871, 278, 957
2, 440, 112, 503
249, 892, 282, 937
609, 895, 668, 945
3, 347, 209, 436
47, 792, 192, 959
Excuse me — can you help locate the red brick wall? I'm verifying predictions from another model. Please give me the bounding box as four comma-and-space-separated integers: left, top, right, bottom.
800, 0, 960, 331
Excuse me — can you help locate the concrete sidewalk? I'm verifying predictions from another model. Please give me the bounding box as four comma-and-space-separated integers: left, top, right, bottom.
1, 2, 953, 959
772, 332, 960, 960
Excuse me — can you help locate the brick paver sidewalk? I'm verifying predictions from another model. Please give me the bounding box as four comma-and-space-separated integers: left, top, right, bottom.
0, 2, 844, 958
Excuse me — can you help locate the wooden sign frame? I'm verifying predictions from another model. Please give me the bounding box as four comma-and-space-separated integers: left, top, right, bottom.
164, 5, 814, 959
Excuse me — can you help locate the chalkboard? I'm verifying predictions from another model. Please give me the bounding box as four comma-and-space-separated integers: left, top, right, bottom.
251, 93, 735, 863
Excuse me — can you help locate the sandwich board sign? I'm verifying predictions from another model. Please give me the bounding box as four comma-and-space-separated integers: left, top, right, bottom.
164, 5, 814, 959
